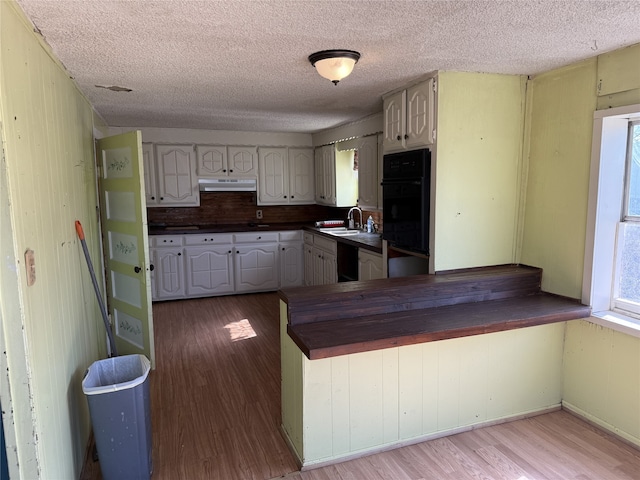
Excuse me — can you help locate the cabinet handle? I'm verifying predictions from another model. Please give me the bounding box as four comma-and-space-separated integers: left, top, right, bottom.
134, 266, 141, 273
396, 135, 401, 141
404, 134, 409, 139
151, 196, 155, 200
228, 250, 232, 254
160, 197, 164, 200
284, 195, 287, 198
257, 236, 261, 239
150, 264, 155, 271
291, 196, 294, 199
282, 247, 285, 251
229, 169, 233, 173
178, 252, 181, 256
223, 169, 227, 172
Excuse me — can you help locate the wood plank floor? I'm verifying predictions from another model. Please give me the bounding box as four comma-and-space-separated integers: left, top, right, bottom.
81, 292, 640, 480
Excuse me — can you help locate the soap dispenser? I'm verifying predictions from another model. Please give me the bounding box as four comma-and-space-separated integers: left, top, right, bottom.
366, 215, 374, 233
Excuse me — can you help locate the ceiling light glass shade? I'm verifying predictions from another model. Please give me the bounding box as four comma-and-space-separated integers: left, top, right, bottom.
309, 50, 361, 85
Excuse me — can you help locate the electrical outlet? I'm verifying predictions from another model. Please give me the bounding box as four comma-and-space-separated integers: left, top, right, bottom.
256, 210, 263, 219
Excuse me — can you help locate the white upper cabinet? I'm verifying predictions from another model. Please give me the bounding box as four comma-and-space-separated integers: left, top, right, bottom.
287, 148, 315, 204
356, 135, 379, 211
258, 147, 287, 204
258, 147, 314, 205
383, 78, 435, 153
155, 144, 199, 206
142, 143, 158, 206
315, 144, 357, 207
228, 146, 258, 176
197, 145, 257, 177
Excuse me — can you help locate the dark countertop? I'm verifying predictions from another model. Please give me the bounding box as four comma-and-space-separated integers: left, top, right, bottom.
148, 222, 384, 253
303, 226, 383, 254
279, 265, 591, 360
148, 222, 311, 235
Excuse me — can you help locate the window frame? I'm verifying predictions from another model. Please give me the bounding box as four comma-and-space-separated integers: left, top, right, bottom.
610, 121, 640, 317
582, 104, 640, 337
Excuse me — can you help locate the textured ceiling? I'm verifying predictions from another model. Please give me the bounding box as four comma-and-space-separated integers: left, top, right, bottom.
15, 0, 640, 133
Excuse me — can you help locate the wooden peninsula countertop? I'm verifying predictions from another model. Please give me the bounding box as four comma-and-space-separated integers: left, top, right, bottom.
279, 265, 591, 360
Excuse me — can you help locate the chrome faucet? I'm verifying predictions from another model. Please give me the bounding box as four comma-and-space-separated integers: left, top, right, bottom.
347, 207, 363, 230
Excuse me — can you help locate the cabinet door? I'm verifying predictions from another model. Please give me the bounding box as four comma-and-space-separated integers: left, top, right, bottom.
154, 247, 185, 299
288, 148, 315, 204
322, 145, 336, 205
196, 145, 227, 176
312, 246, 325, 286
383, 89, 406, 153
185, 245, 234, 296
227, 146, 257, 177
322, 251, 337, 285
406, 78, 435, 148
314, 147, 325, 204
356, 136, 378, 210
234, 244, 279, 292
258, 147, 287, 204
358, 250, 384, 281
156, 144, 199, 206
304, 243, 314, 286
142, 143, 158, 206
280, 242, 304, 288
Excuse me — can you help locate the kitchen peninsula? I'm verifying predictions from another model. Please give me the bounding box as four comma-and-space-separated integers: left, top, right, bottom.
278, 265, 590, 468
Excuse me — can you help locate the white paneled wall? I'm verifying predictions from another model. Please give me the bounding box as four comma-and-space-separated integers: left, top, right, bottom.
281, 302, 565, 467
563, 320, 640, 447
0, 2, 104, 478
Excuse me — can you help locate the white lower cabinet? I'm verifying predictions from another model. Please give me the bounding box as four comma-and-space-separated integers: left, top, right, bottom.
154, 246, 185, 300
358, 250, 384, 281
151, 230, 303, 300
303, 234, 314, 287
304, 233, 338, 286
185, 245, 234, 296
280, 231, 304, 288
234, 243, 279, 293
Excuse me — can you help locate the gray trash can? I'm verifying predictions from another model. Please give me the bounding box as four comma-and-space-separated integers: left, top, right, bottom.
82, 354, 152, 480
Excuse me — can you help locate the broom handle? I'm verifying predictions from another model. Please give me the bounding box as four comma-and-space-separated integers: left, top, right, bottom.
75, 221, 118, 356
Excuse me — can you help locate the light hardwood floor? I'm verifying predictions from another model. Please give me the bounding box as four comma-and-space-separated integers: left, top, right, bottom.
82, 292, 640, 480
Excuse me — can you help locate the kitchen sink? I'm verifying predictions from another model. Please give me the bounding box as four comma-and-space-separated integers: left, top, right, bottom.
318, 227, 379, 238
318, 227, 362, 236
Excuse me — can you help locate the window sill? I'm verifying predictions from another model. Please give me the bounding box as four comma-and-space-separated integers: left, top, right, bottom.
589, 310, 640, 338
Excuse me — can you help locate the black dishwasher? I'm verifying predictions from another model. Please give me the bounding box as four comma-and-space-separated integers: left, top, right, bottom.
337, 242, 359, 282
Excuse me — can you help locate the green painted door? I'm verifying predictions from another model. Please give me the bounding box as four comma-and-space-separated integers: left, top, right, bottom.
97, 131, 155, 367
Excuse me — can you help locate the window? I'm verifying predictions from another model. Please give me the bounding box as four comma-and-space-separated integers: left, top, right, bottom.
613, 121, 640, 317
583, 104, 640, 336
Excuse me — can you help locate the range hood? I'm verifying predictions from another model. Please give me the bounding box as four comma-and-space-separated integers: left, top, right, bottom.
198, 178, 257, 192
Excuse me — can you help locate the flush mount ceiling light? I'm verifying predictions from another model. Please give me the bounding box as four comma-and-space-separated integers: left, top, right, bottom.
308, 50, 361, 85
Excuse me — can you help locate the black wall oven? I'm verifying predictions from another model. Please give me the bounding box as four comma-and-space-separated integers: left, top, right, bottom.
381, 148, 431, 255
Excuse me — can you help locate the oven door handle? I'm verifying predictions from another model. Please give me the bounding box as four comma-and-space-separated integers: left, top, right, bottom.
381, 179, 422, 186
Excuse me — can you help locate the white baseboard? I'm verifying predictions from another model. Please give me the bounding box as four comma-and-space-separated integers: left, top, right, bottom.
562, 401, 640, 450
299, 404, 562, 471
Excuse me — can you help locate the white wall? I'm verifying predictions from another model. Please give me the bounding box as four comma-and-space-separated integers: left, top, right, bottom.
521, 47, 640, 446
434, 72, 526, 271
110, 126, 313, 147
0, 2, 105, 477
563, 320, 640, 446
281, 302, 565, 467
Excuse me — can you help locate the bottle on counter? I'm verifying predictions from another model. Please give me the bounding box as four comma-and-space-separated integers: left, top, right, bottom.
366, 215, 374, 233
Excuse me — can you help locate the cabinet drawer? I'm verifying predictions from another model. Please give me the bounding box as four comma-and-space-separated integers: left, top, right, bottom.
279, 230, 302, 242
152, 235, 184, 247
233, 232, 278, 243
313, 235, 337, 254
184, 233, 233, 246
303, 232, 314, 245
